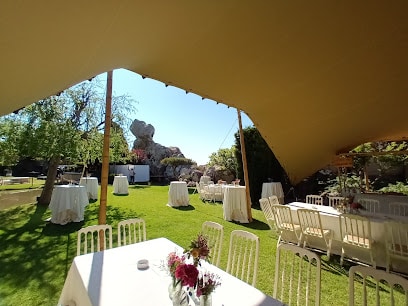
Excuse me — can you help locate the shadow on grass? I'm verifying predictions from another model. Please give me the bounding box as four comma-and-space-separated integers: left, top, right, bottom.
130, 185, 151, 189
233, 218, 270, 231
0, 203, 66, 300
171, 205, 196, 211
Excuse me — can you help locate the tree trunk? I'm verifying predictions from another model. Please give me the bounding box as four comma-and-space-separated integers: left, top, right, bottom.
38, 156, 60, 205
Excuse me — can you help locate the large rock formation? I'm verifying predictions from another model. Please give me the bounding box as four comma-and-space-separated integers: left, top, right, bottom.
130, 119, 185, 176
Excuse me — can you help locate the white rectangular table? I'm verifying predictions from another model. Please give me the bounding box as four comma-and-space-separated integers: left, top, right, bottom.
223, 185, 249, 223
48, 185, 89, 225
287, 202, 408, 274
113, 175, 129, 195
167, 181, 190, 207
79, 177, 99, 200
58, 238, 283, 306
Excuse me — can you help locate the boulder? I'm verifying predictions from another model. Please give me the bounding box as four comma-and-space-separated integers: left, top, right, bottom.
130, 119, 185, 177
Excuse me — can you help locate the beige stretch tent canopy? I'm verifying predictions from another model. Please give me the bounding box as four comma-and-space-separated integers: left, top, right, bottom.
1, 1, 408, 184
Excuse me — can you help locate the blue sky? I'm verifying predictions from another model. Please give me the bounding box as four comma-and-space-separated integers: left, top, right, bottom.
98, 69, 253, 165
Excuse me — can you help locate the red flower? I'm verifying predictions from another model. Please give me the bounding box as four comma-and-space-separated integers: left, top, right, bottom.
175, 264, 199, 287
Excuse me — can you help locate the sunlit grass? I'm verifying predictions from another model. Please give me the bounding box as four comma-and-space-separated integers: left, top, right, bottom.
0, 185, 406, 305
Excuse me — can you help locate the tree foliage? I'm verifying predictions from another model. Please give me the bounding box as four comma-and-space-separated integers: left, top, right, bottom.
208, 147, 238, 176
161, 157, 196, 179
0, 78, 136, 204
235, 126, 288, 205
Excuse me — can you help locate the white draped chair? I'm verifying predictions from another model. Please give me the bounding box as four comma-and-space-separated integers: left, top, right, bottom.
259, 198, 276, 233
201, 221, 224, 267
268, 195, 280, 204
385, 220, 408, 273
388, 202, 408, 216
273, 243, 321, 306
297, 208, 333, 259
305, 195, 323, 205
349, 265, 408, 305
226, 230, 259, 286
327, 196, 345, 207
339, 213, 375, 268
271, 204, 301, 246
117, 218, 146, 246
358, 198, 380, 213
77, 224, 113, 256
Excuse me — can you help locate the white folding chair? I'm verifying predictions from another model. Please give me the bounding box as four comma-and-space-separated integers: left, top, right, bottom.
117, 218, 146, 247
306, 195, 323, 205
358, 198, 379, 214
77, 224, 113, 256
268, 195, 280, 204
386, 220, 408, 273
273, 243, 321, 306
349, 265, 408, 306
327, 196, 345, 208
226, 230, 259, 286
271, 204, 302, 246
389, 202, 408, 216
259, 198, 277, 233
201, 221, 224, 267
297, 208, 333, 259
339, 213, 375, 268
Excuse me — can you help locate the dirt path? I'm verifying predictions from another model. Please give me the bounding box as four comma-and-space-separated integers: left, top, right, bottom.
0, 189, 42, 210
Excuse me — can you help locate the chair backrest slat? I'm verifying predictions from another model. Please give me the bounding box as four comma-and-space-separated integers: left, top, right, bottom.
77, 224, 113, 256
273, 243, 321, 306
117, 218, 146, 247
226, 230, 259, 286
202, 221, 224, 267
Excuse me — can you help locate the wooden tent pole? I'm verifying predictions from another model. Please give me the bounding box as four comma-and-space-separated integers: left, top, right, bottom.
98, 70, 113, 248
237, 109, 253, 222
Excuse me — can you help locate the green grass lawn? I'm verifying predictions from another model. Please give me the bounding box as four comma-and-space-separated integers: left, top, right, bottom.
0, 184, 403, 305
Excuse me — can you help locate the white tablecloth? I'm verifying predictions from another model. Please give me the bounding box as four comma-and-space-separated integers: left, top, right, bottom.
167, 181, 189, 207
79, 177, 99, 200
223, 185, 249, 223
48, 185, 89, 225
287, 202, 408, 274
113, 176, 129, 195
58, 238, 283, 306
261, 182, 284, 203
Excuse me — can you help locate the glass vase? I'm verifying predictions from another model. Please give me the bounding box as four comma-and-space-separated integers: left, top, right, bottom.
168, 282, 189, 306
199, 294, 212, 306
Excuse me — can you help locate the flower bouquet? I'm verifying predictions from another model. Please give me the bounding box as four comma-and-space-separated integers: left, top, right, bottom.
185, 233, 210, 266
166, 233, 221, 306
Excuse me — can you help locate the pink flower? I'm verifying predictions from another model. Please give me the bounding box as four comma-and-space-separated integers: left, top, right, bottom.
196, 272, 222, 297
175, 264, 199, 287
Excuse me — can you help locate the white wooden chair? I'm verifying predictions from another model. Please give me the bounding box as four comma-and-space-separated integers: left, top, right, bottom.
327, 196, 345, 208
388, 202, 408, 216
77, 224, 113, 256
339, 213, 375, 268
358, 198, 380, 213
226, 230, 259, 286
385, 220, 408, 273
259, 198, 277, 233
306, 195, 323, 205
273, 243, 321, 306
268, 195, 280, 204
297, 208, 333, 259
201, 221, 224, 267
117, 218, 146, 247
349, 265, 408, 306
271, 204, 302, 246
